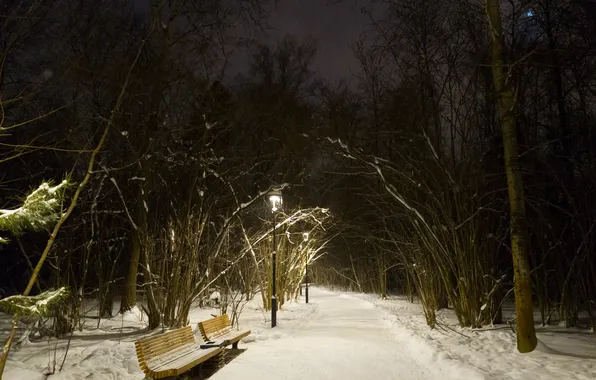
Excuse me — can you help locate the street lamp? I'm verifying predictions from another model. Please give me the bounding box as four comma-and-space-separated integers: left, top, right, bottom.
302, 232, 310, 304
306, 249, 314, 304
268, 191, 282, 328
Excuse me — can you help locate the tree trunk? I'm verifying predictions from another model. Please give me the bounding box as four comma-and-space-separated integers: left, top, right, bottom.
120, 228, 140, 313
437, 292, 449, 310
485, 0, 537, 353
140, 236, 160, 329
100, 282, 114, 318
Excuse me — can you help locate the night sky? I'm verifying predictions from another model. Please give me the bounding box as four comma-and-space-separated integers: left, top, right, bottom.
133, 0, 372, 82
265, 0, 369, 81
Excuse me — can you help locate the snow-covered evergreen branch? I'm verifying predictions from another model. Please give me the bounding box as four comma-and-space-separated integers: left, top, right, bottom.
0, 180, 69, 243
0, 287, 69, 318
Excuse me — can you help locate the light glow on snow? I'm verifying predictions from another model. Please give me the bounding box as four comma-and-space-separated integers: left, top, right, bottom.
3, 288, 596, 379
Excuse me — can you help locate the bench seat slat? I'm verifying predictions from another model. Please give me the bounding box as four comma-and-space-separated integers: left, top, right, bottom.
147, 343, 199, 370
135, 325, 223, 379
210, 326, 233, 338
219, 330, 251, 344
150, 346, 220, 373
198, 314, 251, 348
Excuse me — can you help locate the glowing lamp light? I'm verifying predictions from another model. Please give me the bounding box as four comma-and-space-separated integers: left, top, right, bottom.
269, 191, 283, 212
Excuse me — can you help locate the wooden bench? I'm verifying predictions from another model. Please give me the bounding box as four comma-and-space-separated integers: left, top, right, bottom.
198, 314, 251, 349
134, 325, 223, 379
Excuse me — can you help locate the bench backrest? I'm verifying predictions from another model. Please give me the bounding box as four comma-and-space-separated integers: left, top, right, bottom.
199, 314, 232, 339
135, 325, 196, 367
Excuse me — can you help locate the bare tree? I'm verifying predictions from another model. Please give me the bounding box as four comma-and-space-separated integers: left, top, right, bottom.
485, 0, 537, 353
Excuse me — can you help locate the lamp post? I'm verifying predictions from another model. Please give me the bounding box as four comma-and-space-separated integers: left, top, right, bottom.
302, 232, 309, 303
306, 249, 312, 304
268, 191, 282, 328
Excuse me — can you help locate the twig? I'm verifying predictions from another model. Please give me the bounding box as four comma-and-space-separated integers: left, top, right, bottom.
0, 38, 147, 379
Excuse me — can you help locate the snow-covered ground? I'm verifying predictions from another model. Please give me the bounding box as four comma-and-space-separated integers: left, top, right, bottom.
211, 289, 433, 379
2, 287, 596, 379
364, 293, 596, 380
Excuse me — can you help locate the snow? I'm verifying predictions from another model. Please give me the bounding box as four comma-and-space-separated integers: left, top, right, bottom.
119, 306, 147, 326
212, 288, 432, 380
3, 288, 596, 379
209, 291, 221, 302
360, 293, 596, 380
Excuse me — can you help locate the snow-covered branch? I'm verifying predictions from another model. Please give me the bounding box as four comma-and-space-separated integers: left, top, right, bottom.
0, 287, 69, 318
0, 180, 69, 242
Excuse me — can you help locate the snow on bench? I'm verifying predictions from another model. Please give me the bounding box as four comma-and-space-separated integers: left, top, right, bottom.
134, 325, 222, 379
198, 314, 251, 349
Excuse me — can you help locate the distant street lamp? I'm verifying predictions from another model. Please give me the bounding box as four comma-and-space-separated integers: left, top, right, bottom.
302, 232, 310, 304
306, 249, 313, 304
269, 191, 282, 328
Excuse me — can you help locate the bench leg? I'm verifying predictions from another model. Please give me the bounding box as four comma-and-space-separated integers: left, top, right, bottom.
232, 341, 239, 349
218, 349, 227, 368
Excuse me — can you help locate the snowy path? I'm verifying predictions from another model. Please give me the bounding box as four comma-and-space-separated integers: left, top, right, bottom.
5, 287, 595, 379
208, 288, 434, 380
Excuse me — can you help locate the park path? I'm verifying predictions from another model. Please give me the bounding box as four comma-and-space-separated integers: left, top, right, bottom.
208, 288, 434, 380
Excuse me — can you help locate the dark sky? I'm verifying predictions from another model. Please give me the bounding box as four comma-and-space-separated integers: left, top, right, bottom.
264, 0, 369, 81
133, 1, 370, 81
